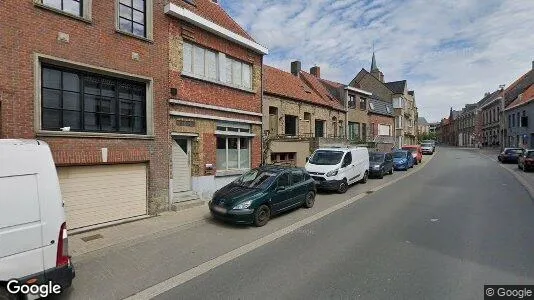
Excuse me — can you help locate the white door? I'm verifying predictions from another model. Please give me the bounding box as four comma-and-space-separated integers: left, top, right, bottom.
58, 164, 147, 229
172, 138, 191, 194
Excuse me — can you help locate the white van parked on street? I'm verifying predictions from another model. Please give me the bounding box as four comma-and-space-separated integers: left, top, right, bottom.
305, 147, 369, 193
0, 140, 74, 300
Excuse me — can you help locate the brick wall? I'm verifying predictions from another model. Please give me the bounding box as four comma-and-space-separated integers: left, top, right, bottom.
368, 113, 395, 137
353, 74, 393, 103
0, 0, 170, 213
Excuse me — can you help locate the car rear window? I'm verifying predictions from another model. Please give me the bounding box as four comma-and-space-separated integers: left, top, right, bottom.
506, 149, 523, 154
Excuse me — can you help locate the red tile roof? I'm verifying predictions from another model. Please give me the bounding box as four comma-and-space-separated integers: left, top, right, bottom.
263, 66, 343, 111
173, 0, 254, 40
299, 71, 344, 110
505, 84, 534, 110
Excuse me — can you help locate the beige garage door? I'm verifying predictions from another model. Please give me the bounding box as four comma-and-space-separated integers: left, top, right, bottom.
58, 164, 147, 229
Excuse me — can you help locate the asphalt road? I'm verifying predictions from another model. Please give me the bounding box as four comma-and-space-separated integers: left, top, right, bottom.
155, 147, 534, 300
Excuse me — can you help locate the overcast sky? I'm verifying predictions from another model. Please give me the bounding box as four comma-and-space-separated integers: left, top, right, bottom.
222, 0, 534, 122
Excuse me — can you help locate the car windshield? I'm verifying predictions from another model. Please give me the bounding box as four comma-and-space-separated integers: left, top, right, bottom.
369, 153, 385, 162
421, 143, 432, 147
233, 170, 277, 189
392, 152, 406, 159
308, 150, 344, 165
403, 148, 417, 153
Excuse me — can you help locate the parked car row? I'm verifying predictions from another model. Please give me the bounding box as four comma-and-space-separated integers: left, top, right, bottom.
209, 143, 437, 227
497, 148, 534, 172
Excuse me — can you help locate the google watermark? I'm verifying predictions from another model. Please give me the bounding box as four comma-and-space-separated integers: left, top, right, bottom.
6, 279, 62, 298
485, 285, 534, 299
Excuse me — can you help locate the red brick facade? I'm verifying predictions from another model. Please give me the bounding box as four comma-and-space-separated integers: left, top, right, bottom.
368, 114, 395, 137
0, 1, 170, 212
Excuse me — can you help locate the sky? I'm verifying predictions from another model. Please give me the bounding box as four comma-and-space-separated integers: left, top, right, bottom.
221, 0, 534, 123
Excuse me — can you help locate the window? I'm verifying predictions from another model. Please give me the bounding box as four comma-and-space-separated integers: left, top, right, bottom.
216, 136, 250, 171
41, 66, 146, 134
291, 171, 304, 185
226, 56, 252, 89
348, 95, 356, 109
339, 120, 344, 137
315, 120, 325, 137
118, 0, 146, 37
342, 152, 352, 167
284, 115, 298, 136
348, 122, 360, 141
517, 113, 520, 127
369, 102, 375, 110
271, 152, 296, 166
42, 0, 82, 16
183, 42, 252, 89
359, 97, 367, 110
509, 115, 512, 128
277, 173, 290, 189
362, 123, 367, 141
386, 106, 391, 114
303, 112, 311, 122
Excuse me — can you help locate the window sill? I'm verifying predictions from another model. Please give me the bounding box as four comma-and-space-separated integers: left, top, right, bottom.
36, 131, 155, 140
181, 72, 255, 94
34, 2, 92, 24
115, 30, 154, 43
215, 169, 249, 177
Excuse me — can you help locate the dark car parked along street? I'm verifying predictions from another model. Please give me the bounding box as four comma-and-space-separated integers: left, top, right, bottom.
369, 152, 394, 179
518, 150, 534, 172
498, 148, 525, 163
209, 166, 316, 227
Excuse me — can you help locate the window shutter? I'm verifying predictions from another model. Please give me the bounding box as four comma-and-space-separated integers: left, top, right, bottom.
242, 64, 251, 89
183, 42, 193, 73
193, 46, 205, 76
205, 50, 217, 80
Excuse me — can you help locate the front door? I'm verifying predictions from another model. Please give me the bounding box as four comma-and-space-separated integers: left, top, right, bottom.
172, 138, 191, 195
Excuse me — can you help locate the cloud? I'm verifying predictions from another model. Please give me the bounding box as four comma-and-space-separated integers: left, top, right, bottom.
222, 0, 534, 122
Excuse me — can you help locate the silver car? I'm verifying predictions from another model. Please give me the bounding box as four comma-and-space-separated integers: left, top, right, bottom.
420, 142, 434, 154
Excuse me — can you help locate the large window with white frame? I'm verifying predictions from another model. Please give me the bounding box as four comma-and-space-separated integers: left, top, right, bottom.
182, 41, 252, 90
217, 136, 250, 171
41, 0, 83, 17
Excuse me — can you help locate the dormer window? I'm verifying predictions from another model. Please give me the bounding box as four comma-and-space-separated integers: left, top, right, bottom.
369, 102, 375, 110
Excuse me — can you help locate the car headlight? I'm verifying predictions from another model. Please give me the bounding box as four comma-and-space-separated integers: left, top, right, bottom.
326, 168, 339, 177
233, 200, 253, 210
372, 165, 381, 169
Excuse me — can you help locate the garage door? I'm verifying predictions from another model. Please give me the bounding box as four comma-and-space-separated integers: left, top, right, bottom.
57, 164, 147, 229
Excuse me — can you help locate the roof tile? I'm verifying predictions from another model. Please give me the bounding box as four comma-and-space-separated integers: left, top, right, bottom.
505, 84, 534, 110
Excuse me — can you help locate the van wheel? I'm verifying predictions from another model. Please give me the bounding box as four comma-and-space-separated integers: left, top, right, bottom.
359, 171, 369, 184
0, 287, 17, 300
337, 179, 348, 194
253, 205, 270, 227
304, 191, 315, 208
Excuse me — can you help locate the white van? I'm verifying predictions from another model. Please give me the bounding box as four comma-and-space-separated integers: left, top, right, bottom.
0, 140, 74, 299
305, 147, 369, 193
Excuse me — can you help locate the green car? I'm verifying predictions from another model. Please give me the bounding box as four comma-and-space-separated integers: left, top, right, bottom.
209, 166, 317, 227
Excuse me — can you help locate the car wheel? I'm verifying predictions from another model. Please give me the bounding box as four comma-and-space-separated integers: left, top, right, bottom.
253, 205, 270, 227
304, 191, 315, 208
378, 169, 384, 179
359, 171, 369, 184
338, 179, 348, 194
389, 167, 393, 175
0, 287, 17, 300
518, 163, 522, 170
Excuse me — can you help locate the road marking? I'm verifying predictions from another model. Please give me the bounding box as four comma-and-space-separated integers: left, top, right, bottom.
124, 151, 438, 300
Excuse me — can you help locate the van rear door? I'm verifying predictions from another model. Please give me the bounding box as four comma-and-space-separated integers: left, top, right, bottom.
0, 174, 45, 279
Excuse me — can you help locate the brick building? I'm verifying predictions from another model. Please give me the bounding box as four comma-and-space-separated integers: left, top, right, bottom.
165, 1, 267, 202
367, 96, 395, 151
504, 62, 534, 148
262, 64, 345, 167
0, 0, 170, 229
479, 90, 504, 147
456, 104, 477, 147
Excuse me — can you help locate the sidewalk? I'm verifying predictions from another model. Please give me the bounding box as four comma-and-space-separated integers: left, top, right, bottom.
70, 204, 211, 257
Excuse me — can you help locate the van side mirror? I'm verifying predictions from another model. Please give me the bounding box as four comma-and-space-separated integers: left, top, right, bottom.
305, 157, 309, 163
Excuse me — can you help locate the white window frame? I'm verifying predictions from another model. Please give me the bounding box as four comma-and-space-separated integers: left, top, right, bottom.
216, 136, 251, 171
226, 56, 252, 89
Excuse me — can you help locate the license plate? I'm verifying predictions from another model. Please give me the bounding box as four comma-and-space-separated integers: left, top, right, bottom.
212, 206, 227, 214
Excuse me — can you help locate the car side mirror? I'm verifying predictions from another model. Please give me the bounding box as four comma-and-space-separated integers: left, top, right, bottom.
276, 186, 286, 192
305, 157, 309, 163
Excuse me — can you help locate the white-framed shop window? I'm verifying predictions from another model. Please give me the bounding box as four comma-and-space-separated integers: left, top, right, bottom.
216, 122, 252, 171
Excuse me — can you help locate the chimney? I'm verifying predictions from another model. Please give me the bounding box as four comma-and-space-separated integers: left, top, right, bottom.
291, 61, 301, 76
310, 66, 321, 78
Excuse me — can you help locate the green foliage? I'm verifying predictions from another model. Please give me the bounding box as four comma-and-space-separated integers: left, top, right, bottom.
418, 132, 437, 142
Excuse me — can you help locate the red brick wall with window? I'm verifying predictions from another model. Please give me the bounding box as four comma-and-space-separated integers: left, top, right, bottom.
0, 0, 170, 211
368, 114, 395, 137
